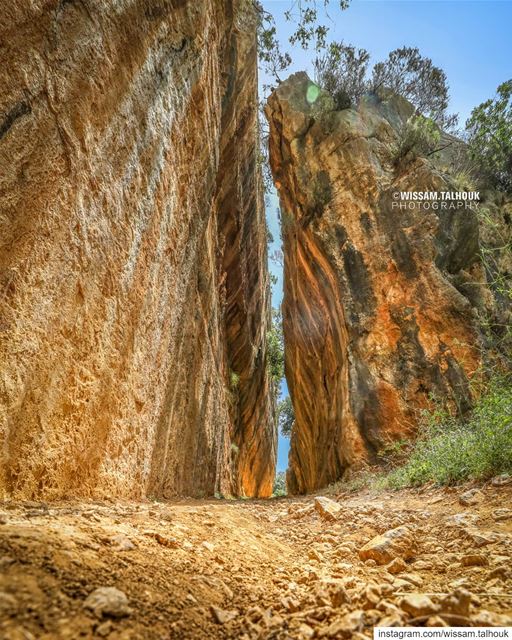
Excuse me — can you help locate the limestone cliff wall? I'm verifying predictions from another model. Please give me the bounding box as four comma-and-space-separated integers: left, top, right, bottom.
0, 0, 276, 499
266, 73, 510, 494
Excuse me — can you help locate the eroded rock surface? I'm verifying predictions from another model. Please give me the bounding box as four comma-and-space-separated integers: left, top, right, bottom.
266, 72, 511, 494
0, 1, 275, 499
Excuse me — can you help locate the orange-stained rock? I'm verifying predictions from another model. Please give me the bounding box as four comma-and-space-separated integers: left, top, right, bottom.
266, 73, 511, 494
0, 1, 275, 499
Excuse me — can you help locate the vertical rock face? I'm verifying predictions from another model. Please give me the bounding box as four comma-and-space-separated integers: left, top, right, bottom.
0, 0, 276, 499
266, 73, 510, 494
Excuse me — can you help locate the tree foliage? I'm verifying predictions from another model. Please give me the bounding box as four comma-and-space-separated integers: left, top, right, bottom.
267, 308, 284, 387
273, 471, 287, 496
255, 1, 351, 89
372, 47, 458, 129
314, 43, 457, 130
466, 80, 512, 194
313, 41, 370, 109
277, 395, 295, 437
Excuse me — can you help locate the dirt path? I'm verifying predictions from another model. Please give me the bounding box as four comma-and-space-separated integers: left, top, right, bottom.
1, 483, 512, 639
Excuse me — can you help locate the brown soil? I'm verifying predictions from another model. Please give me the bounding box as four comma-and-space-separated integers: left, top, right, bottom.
1, 484, 511, 639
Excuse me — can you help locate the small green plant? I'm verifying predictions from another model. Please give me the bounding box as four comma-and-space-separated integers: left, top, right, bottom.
376, 438, 411, 467
451, 169, 477, 193
381, 376, 512, 488
392, 115, 441, 165
229, 370, 240, 390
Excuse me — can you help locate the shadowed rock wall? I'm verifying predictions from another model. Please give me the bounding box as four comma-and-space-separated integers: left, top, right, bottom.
0, 0, 276, 499
266, 73, 510, 494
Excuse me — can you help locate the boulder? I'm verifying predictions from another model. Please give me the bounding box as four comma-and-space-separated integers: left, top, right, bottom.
359, 526, 415, 565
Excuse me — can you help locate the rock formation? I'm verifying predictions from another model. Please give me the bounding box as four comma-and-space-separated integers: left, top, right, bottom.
0, 0, 275, 499
266, 73, 511, 494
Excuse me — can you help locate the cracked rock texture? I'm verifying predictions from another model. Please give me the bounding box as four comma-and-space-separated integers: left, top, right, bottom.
0, 0, 275, 499
266, 73, 511, 494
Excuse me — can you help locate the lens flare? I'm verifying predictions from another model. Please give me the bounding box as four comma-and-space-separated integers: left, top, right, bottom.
306, 83, 320, 105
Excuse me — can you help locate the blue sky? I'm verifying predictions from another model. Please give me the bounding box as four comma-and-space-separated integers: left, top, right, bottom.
263, 0, 512, 472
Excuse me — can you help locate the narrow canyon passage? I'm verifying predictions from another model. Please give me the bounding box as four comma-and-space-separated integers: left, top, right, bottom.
1, 485, 512, 639
2, 2, 512, 638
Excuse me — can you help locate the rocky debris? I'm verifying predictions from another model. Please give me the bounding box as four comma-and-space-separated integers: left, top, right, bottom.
96, 621, 114, 637
314, 579, 352, 608
296, 622, 315, 638
358, 526, 415, 565
0, 591, 18, 615
385, 558, 407, 574
440, 589, 472, 618
317, 610, 365, 638
459, 489, 485, 506
83, 587, 131, 619
447, 513, 480, 527
473, 610, 512, 626
143, 531, 180, 549
460, 554, 489, 567
399, 573, 423, 588
110, 535, 136, 551
400, 594, 439, 617
493, 508, 512, 521
491, 475, 512, 487
211, 606, 238, 624
314, 497, 342, 521
465, 530, 497, 547
1, 488, 511, 638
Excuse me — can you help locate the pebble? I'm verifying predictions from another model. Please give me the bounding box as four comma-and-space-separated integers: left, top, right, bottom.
110, 535, 135, 551
492, 508, 512, 521
314, 497, 343, 521
385, 557, 407, 574
440, 588, 472, 617
425, 615, 449, 627
461, 554, 488, 567
210, 605, 238, 624
400, 594, 439, 617
458, 489, 485, 506
491, 474, 511, 487
399, 573, 423, 588
83, 587, 131, 618
465, 529, 496, 547
317, 610, 365, 638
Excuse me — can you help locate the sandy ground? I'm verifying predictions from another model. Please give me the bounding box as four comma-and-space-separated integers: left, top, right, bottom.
1, 482, 511, 639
